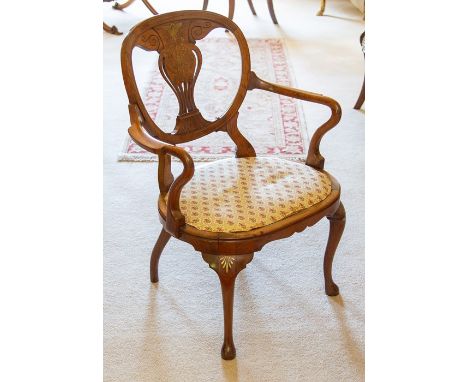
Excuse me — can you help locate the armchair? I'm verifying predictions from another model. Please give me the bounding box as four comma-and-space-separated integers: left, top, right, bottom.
121, 10, 346, 360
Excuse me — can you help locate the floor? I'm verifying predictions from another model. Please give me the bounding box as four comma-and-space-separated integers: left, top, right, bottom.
104, 0, 364, 381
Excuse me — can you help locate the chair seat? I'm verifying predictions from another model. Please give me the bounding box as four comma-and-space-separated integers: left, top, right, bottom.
176, 157, 332, 233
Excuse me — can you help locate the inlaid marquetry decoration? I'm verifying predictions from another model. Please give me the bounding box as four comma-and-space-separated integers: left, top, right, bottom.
220, 256, 235, 272
133, 20, 225, 137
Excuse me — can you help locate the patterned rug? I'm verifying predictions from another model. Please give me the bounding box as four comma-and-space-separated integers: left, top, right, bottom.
119, 38, 308, 162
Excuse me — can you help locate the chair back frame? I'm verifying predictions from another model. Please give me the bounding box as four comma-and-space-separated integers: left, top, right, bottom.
121, 11, 255, 156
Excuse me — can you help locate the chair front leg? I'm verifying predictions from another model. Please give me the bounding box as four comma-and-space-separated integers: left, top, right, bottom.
202, 0, 209, 10
324, 202, 345, 296
202, 252, 254, 360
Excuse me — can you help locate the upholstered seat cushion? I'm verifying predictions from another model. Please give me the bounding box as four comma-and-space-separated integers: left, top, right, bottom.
174, 157, 332, 233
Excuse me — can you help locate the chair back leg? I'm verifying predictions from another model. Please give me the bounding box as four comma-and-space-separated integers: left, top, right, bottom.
150, 229, 171, 283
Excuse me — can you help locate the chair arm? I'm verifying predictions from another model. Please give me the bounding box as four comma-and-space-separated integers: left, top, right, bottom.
127, 104, 194, 237
248, 71, 342, 169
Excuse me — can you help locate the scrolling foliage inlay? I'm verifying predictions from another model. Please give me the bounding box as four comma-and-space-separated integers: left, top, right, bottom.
135, 20, 221, 135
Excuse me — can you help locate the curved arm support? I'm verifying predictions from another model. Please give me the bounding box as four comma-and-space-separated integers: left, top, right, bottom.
128, 104, 195, 237
248, 71, 341, 169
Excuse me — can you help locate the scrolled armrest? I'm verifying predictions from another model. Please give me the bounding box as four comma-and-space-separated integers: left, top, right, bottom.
127, 104, 194, 237
248, 71, 342, 169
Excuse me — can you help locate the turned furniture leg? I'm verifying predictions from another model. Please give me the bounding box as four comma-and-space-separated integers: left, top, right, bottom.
324, 202, 345, 296
246, 0, 257, 15
317, 0, 326, 16
353, 78, 365, 110
202, 253, 254, 360
150, 228, 171, 283
103, 22, 123, 35
266, 0, 278, 24
202, 0, 209, 10
141, 0, 158, 15
112, 0, 136, 10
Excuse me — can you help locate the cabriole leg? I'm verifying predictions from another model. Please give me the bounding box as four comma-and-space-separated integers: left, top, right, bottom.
150, 228, 171, 283
324, 202, 345, 296
202, 253, 254, 360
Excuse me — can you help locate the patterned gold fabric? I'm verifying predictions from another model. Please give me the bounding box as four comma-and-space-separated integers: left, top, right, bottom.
175, 157, 332, 233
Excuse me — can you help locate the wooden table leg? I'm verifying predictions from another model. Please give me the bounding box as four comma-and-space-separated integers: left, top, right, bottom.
317, 0, 326, 16
103, 22, 123, 35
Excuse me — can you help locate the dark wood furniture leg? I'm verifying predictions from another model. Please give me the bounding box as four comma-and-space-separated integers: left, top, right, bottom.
266, 0, 278, 24
203, 0, 209, 10
324, 202, 345, 296
228, 0, 235, 19
353, 78, 365, 110
150, 228, 171, 283
246, 0, 257, 15
141, 0, 158, 15
202, 253, 254, 360
103, 22, 123, 35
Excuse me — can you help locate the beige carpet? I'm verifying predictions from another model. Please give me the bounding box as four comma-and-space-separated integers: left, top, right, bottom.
104, 0, 364, 381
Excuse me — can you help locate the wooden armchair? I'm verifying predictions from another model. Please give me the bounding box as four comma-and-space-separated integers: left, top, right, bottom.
121, 10, 345, 360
